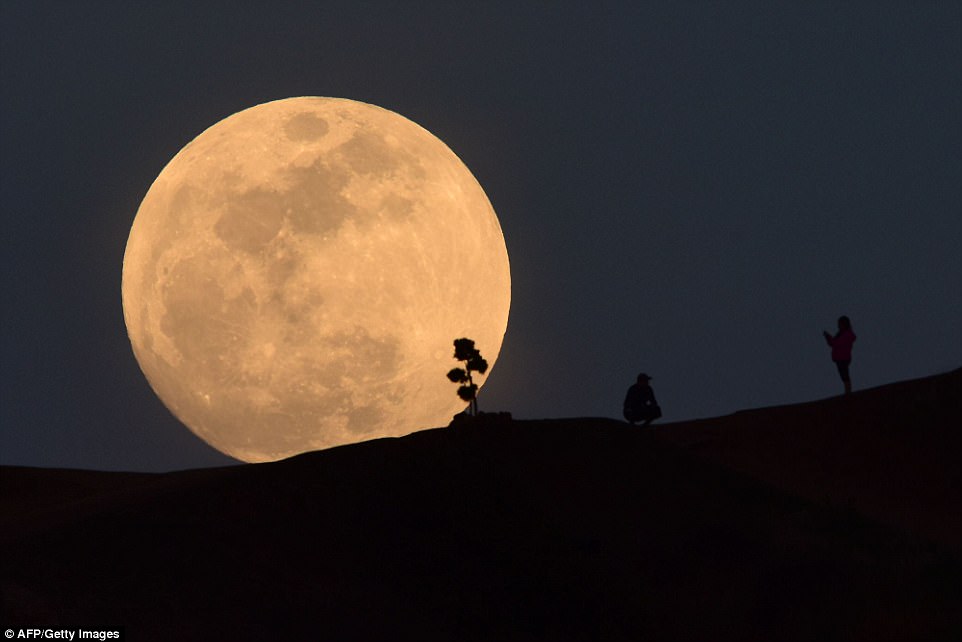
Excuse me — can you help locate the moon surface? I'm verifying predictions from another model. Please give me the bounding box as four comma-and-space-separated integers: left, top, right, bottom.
122, 97, 510, 462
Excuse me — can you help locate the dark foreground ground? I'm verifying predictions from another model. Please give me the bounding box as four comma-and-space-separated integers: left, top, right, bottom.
2, 369, 960, 640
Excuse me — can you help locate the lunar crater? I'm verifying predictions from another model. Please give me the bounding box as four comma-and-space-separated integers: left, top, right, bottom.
283, 112, 329, 141
338, 129, 406, 178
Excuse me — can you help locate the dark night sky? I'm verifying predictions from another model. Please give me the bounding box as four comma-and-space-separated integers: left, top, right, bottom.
2, 2, 960, 472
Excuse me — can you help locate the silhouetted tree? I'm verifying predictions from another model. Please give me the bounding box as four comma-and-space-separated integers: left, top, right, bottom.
446, 338, 488, 417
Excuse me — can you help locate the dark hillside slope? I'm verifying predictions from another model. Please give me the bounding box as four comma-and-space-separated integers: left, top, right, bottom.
2, 370, 961, 640
658, 368, 962, 553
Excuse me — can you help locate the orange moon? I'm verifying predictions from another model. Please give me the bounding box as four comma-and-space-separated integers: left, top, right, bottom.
122, 97, 510, 462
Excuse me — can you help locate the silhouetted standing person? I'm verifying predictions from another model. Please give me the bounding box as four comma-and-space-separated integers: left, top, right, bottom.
623, 373, 662, 426
823, 315, 856, 395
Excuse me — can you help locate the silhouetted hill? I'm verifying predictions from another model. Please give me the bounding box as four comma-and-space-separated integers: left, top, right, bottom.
2, 371, 960, 640
658, 367, 962, 554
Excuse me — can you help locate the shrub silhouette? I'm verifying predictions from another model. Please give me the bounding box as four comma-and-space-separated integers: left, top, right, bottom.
446, 338, 488, 417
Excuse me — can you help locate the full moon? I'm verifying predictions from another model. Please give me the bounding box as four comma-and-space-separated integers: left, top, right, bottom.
122, 97, 510, 462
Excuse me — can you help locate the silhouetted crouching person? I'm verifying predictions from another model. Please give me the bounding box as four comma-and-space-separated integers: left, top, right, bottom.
823, 315, 856, 395
623, 373, 662, 426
